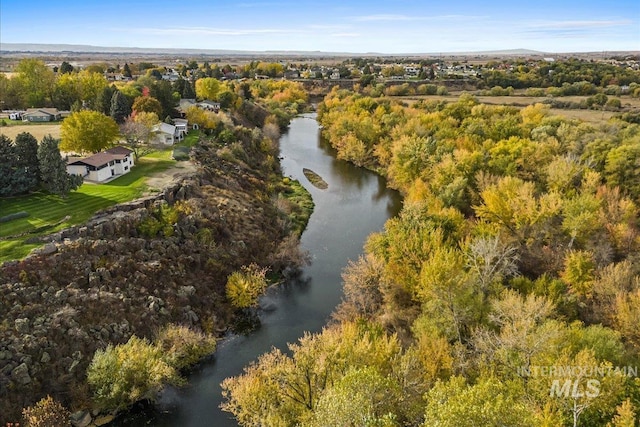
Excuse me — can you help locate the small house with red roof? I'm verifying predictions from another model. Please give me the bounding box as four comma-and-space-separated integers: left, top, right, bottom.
67, 146, 134, 183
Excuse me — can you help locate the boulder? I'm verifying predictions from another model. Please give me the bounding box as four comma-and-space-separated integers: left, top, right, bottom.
11, 363, 31, 385
70, 410, 92, 427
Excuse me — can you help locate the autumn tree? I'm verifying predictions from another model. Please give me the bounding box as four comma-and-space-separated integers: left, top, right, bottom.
132, 95, 163, 117
60, 110, 119, 154
87, 336, 180, 411
195, 77, 221, 100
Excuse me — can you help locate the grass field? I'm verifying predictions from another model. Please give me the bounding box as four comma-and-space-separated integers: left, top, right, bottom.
0, 133, 201, 261
395, 93, 640, 125
0, 123, 61, 140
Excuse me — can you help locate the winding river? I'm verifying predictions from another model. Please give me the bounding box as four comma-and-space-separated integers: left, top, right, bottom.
122, 113, 401, 426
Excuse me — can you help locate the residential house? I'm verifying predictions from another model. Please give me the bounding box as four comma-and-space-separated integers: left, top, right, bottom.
197, 100, 220, 112
284, 70, 300, 79
67, 147, 134, 183
23, 108, 62, 122
173, 118, 188, 138
152, 122, 182, 145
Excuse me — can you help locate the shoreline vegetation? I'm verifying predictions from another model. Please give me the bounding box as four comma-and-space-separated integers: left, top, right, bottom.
220, 87, 640, 426
302, 168, 328, 190
2, 55, 640, 426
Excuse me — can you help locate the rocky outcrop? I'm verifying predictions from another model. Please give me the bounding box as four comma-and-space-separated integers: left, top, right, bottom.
0, 127, 307, 424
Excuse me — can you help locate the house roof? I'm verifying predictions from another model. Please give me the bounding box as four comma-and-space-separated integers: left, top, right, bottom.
153, 123, 176, 135
105, 146, 133, 155
69, 148, 131, 168
24, 108, 60, 117
69, 152, 116, 168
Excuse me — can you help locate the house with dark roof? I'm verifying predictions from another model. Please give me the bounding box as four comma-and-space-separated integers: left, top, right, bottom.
66, 147, 134, 183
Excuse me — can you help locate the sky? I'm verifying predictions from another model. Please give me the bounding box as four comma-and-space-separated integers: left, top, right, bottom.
1, 0, 639, 54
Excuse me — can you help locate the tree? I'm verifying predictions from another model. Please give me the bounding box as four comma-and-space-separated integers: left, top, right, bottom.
226, 264, 268, 309
60, 110, 119, 154
38, 135, 83, 196
97, 84, 116, 115
422, 376, 535, 427
87, 336, 180, 411
0, 134, 36, 196
59, 61, 74, 74
123, 63, 132, 78
110, 90, 132, 124
14, 132, 40, 188
77, 70, 108, 109
195, 77, 221, 100
15, 58, 55, 107
120, 112, 158, 159
132, 95, 163, 117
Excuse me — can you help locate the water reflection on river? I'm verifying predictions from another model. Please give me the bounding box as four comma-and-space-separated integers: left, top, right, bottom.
122, 113, 401, 426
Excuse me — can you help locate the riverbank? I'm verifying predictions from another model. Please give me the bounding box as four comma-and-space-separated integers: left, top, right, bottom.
0, 117, 312, 424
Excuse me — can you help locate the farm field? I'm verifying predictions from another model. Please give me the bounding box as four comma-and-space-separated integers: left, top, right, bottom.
0, 123, 61, 140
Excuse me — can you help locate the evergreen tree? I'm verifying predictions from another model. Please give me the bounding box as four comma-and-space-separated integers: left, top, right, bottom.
182, 81, 196, 99
0, 135, 33, 196
123, 63, 132, 78
98, 85, 116, 115
110, 90, 131, 124
38, 135, 83, 197
59, 61, 74, 74
14, 132, 40, 189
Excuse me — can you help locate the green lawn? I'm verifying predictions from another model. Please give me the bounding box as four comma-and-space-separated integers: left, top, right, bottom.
0, 152, 176, 262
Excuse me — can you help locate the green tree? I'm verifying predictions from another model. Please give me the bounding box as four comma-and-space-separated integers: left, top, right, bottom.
60, 110, 119, 154
123, 63, 132, 78
226, 264, 268, 309
97, 84, 116, 115
110, 90, 132, 123
0, 134, 36, 196
38, 135, 83, 196
15, 58, 56, 107
59, 61, 74, 74
14, 132, 40, 189
87, 336, 180, 411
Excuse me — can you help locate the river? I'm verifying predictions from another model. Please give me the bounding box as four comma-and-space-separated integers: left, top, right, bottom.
121, 113, 402, 426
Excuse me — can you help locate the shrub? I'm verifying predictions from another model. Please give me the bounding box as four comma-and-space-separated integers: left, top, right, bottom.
156, 324, 217, 370
87, 336, 181, 410
22, 395, 70, 427
172, 146, 190, 161
0, 211, 29, 223
226, 264, 268, 308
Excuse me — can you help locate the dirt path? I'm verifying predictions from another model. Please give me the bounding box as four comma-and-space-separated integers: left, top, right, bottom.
145, 160, 198, 191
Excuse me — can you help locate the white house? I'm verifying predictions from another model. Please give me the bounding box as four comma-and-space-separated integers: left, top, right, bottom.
152, 122, 182, 145
173, 118, 188, 138
197, 100, 220, 112
67, 147, 134, 183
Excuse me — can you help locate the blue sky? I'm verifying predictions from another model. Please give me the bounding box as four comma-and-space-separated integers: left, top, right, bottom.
1, 0, 638, 53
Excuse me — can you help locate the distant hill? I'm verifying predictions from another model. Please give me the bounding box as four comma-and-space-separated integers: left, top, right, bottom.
2, 43, 636, 59
0, 43, 549, 57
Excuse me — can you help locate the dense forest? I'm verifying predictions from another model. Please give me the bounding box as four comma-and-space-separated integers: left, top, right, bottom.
221, 88, 640, 426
